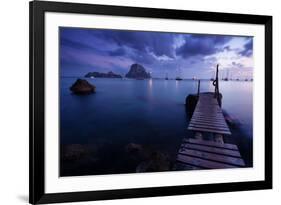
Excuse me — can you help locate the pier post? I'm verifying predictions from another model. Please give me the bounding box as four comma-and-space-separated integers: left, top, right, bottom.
197, 80, 201, 97
213, 64, 222, 107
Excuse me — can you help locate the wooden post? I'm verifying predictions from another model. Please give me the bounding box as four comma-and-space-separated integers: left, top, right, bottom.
213, 64, 221, 107
215, 64, 219, 98
197, 80, 201, 97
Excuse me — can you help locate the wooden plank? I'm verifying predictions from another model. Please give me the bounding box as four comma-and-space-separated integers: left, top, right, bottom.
196, 104, 219, 107
194, 106, 221, 111
188, 123, 230, 131
192, 115, 226, 120
192, 112, 225, 119
193, 113, 224, 118
177, 154, 238, 169
189, 120, 228, 127
192, 112, 225, 117
190, 117, 227, 123
189, 123, 229, 131
179, 148, 245, 166
188, 126, 231, 135
173, 162, 202, 170
194, 108, 220, 111
188, 92, 231, 135
193, 112, 223, 115
190, 122, 228, 128
182, 143, 241, 157
191, 117, 227, 123
185, 138, 238, 150
194, 109, 222, 112
190, 120, 227, 126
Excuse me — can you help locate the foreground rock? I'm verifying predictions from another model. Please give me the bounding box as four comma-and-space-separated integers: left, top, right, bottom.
61, 144, 91, 161
70, 79, 95, 94
61, 144, 98, 162
125, 63, 151, 79
136, 151, 170, 172
85, 71, 122, 78
125, 143, 171, 172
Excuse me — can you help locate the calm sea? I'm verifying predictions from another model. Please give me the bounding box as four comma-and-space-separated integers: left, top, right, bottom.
60, 78, 253, 175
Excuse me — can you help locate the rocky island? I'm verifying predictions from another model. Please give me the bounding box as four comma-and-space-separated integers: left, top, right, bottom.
125, 63, 151, 79
85, 71, 122, 78
70, 79, 96, 94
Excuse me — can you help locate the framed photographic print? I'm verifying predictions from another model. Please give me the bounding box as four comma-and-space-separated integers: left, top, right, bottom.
29, 0, 272, 204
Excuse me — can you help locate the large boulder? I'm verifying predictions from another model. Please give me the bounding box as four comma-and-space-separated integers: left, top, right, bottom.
70, 79, 95, 94
125, 64, 151, 79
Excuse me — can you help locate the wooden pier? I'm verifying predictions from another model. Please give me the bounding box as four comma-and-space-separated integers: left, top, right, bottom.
175, 65, 245, 170
175, 138, 245, 169
188, 93, 231, 135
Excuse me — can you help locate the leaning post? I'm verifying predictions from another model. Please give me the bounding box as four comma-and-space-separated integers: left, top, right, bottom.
197, 79, 201, 97
213, 64, 221, 106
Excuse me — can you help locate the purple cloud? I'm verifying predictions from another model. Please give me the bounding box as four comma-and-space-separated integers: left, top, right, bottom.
176, 34, 232, 58
59, 27, 253, 79
239, 39, 253, 57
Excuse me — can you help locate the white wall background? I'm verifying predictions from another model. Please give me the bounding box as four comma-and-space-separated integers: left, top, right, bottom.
0, 0, 279, 204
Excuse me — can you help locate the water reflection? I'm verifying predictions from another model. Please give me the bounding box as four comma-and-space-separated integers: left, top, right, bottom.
175, 80, 179, 89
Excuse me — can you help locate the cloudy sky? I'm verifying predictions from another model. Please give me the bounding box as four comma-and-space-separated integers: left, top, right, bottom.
60, 27, 253, 79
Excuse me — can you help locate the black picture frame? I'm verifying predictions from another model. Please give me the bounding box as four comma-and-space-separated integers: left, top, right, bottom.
29, 0, 272, 204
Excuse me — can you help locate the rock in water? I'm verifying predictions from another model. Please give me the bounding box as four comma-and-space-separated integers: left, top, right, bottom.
70, 79, 95, 94
125, 63, 151, 79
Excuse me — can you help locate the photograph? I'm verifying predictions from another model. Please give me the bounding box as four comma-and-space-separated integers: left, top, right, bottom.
59, 27, 254, 177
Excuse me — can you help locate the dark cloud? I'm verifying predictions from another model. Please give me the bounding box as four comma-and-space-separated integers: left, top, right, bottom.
88, 30, 176, 59
176, 34, 232, 58
239, 39, 253, 57
108, 47, 126, 56
129, 50, 155, 65
61, 37, 95, 51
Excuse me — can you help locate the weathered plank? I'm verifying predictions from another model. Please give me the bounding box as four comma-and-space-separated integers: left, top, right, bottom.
190, 118, 227, 124
188, 93, 231, 135
189, 120, 227, 127
193, 113, 223, 117
192, 115, 225, 120
177, 154, 238, 169
191, 116, 226, 121
191, 117, 227, 124
188, 123, 230, 131
188, 126, 231, 135
179, 148, 245, 166
185, 138, 238, 150
173, 162, 202, 170
182, 143, 241, 157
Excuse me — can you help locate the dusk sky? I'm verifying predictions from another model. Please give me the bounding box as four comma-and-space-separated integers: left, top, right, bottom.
60, 27, 253, 79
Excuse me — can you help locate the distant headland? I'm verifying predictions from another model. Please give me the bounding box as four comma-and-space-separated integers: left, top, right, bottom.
125, 63, 151, 79
85, 71, 122, 78
84, 63, 151, 80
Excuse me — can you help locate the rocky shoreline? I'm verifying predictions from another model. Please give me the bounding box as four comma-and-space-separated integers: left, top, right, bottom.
60, 142, 175, 176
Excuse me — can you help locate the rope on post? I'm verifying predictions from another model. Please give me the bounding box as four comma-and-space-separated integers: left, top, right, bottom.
212, 64, 221, 106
